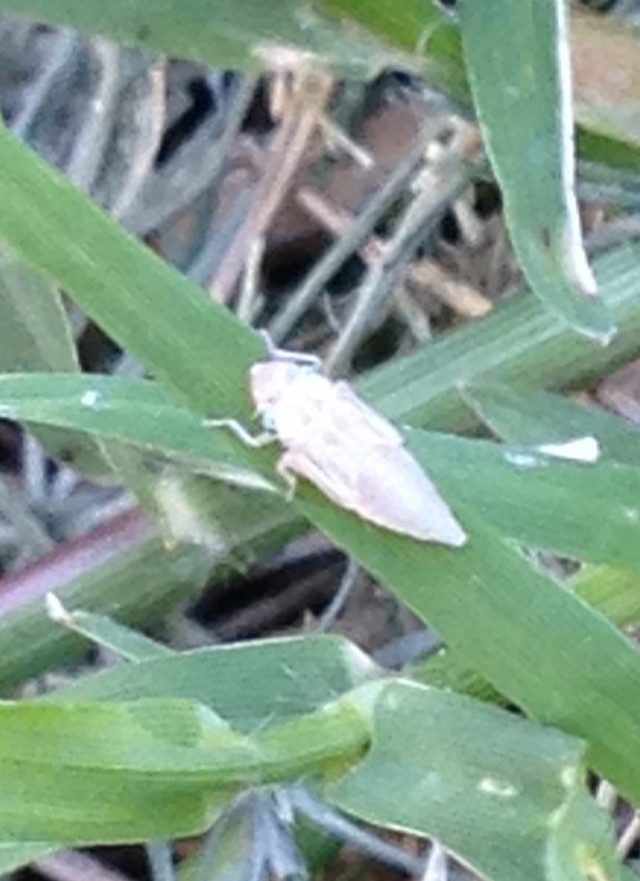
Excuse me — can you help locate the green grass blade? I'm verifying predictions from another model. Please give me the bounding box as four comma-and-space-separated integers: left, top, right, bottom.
0, 844, 57, 875
4, 641, 622, 881
360, 242, 640, 431
0, 243, 111, 477
0, 481, 300, 696
408, 429, 640, 574
46, 599, 174, 662
326, 682, 620, 881
413, 562, 640, 706
0, 121, 261, 420
0, 696, 368, 843
458, 0, 612, 340
49, 635, 381, 732
0, 374, 250, 471
0, 0, 394, 77
285, 491, 640, 805
0, 699, 228, 842
0, 245, 173, 493
0, 514, 213, 692
573, 565, 640, 631
464, 383, 640, 467
0, 244, 78, 373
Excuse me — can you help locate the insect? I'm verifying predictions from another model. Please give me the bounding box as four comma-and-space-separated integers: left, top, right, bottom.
210, 339, 467, 547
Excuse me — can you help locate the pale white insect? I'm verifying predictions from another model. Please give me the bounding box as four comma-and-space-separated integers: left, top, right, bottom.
210, 342, 467, 547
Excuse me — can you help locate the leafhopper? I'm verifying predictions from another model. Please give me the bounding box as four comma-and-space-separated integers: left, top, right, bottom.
211, 341, 467, 547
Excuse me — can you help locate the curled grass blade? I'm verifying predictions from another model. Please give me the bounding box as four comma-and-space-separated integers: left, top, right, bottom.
458, 0, 612, 340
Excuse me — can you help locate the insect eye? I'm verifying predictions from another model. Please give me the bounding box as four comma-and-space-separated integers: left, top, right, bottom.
262, 411, 278, 432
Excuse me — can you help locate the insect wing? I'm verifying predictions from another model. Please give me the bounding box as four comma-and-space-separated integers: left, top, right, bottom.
350, 441, 467, 546
316, 384, 466, 544
280, 429, 466, 547
330, 381, 404, 446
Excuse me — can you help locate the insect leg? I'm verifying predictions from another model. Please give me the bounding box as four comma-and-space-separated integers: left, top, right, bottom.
276, 447, 359, 512
258, 329, 323, 371
205, 418, 276, 448
276, 454, 298, 502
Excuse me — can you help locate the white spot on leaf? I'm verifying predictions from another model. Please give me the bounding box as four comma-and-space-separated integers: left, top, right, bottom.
154, 475, 227, 553
45, 592, 72, 625
81, 390, 102, 409
503, 449, 546, 470
478, 777, 518, 798
560, 765, 578, 789
537, 436, 600, 463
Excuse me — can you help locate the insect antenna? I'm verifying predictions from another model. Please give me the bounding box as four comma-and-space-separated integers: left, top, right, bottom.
257, 328, 323, 371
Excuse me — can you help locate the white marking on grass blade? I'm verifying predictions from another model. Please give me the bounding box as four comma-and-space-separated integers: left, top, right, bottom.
252, 42, 318, 71
243, 356, 466, 547
503, 449, 546, 470
478, 777, 517, 798
80, 389, 101, 408
537, 436, 600, 463
153, 474, 228, 553
45, 592, 73, 626
560, 765, 578, 790
555, 0, 597, 300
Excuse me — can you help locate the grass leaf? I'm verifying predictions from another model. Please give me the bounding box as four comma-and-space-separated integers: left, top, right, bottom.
326, 681, 619, 881
458, 0, 613, 340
